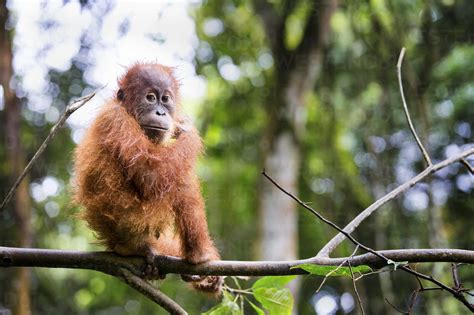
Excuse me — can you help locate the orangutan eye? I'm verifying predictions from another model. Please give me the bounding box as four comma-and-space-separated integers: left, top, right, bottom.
161, 95, 170, 103
146, 93, 156, 103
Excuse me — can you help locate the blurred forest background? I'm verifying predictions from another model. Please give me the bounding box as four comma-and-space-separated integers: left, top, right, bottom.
0, 0, 473, 314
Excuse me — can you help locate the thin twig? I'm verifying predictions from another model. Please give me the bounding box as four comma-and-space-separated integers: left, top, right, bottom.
315, 259, 343, 293
0, 88, 102, 211
354, 268, 391, 281
348, 254, 365, 315
119, 268, 187, 315
224, 286, 253, 295
460, 158, 474, 174
262, 171, 474, 311
406, 285, 447, 314
397, 47, 432, 166
407, 265, 424, 290
316, 246, 360, 293
385, 297, 407, 314
419, 287, 444, 292
407, 288, 419, 314
452, 263, 461, 289
317, 147, 474, 257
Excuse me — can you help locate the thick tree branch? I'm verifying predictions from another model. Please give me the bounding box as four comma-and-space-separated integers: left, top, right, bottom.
0, 246, 185, 314
1, 247, 473, 276
317, 147, 474, 257
0, 89, 102, 211
2, 246, 473, 311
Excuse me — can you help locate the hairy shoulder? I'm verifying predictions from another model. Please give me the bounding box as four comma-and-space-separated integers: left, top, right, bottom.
89, 101, 155, 158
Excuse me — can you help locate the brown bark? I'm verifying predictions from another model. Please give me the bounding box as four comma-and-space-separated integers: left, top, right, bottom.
0, 1, 32, 314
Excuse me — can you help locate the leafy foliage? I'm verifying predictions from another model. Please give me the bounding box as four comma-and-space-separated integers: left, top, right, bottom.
251, 276, 295, 315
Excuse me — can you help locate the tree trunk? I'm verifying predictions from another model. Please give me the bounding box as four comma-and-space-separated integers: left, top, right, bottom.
254, 1, 337, 308
259, 90, 302, 262
0, 1, 32, 314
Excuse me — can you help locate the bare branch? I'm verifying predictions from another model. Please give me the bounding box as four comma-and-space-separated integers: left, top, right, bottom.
385, 297, 406, 314
412, 266, 425, 290
407, 288, 420, 314
0, 88, 103, 211
397, 47, 432, 166
119, 268, 187, 315
348, 255, 365, 315
316, 245, 360, 293
318, 147, 474, 257
1, 247, 473, 276
354, 268, 391, 282
452, 263, 462, 289
3, 246, 474, 309
262, 172, 474, 311
461, 158, 474, 174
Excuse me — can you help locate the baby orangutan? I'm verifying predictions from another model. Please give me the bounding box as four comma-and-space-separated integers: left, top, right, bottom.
73, 62, 222, 293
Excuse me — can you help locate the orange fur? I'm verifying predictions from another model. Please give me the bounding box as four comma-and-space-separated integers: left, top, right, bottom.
73, 63, 221, 293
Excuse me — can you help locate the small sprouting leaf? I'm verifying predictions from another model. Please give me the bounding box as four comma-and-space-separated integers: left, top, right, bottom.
253, 287, 293, 315
292, 264, 372, 277
387, 260, 408, 270
202, 291, 242, 315
252, 276, 296, 290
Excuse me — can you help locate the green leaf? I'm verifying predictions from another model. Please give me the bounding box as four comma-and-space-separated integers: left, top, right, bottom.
202, 291, 242, 315
253, 287, 293, 315
252, 276, 296, 290
249, 276, 295, 314
292, 264, 372, 277
248, 300, 266, 315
